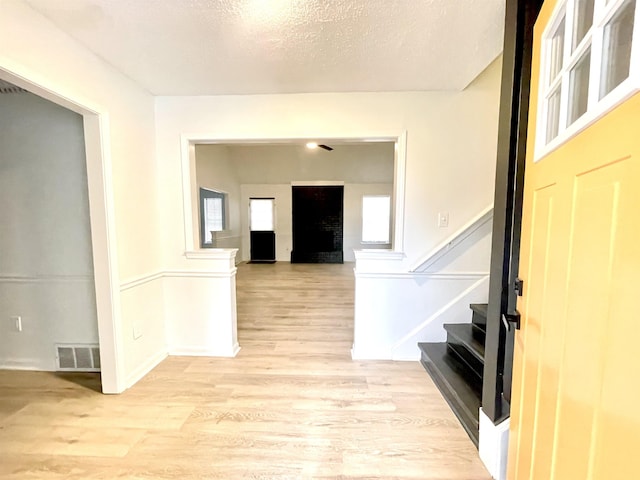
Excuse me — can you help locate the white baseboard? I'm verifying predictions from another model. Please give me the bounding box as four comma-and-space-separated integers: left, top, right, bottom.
479, 407, 511, 480
125, 349, 168, 389
0, 363, 53, 371
170, 343, 241, 358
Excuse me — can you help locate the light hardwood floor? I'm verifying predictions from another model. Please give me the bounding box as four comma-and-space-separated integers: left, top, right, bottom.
0, 262, 489, 479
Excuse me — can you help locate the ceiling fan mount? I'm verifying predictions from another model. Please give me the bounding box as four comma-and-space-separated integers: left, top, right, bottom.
306, 142, 334, 151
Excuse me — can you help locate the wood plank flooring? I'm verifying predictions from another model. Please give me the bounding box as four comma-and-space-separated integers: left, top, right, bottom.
0, 262, 490, 479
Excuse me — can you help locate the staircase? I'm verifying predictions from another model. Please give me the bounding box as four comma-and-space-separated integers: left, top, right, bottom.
418, 303, 487, 447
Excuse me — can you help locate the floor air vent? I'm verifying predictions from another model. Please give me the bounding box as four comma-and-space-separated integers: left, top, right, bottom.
56, 345, 101, 372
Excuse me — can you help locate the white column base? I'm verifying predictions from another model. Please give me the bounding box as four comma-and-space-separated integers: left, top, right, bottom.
479, 407, 510, 480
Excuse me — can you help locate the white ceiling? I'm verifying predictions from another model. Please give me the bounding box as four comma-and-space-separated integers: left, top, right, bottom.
26, 0, 505, 96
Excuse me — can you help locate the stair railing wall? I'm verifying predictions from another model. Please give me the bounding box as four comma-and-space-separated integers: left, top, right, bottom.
409, 206, 494, 273
352, 206, 494, 360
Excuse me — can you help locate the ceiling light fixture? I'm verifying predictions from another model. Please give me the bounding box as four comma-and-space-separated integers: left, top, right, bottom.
306, 142, 318, 149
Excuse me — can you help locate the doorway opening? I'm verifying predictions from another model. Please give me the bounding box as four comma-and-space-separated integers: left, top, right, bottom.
0, 70, 121, 393
0, 80, 99, 376
190, 140, 402, 261
249, 197, 276, 263
184, 136, 407, 353
291, 185, 344, 263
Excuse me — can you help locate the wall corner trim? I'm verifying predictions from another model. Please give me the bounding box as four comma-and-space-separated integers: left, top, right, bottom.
353, 250, 406, 261
119, 266, 238, 291
353, 271, 489, 280
124, 349, 168, 391
169, 345, 240, 357
164, 269, 237, 279
479, 407, 511, 480
119, 271, 164, 291
184, 248, 238, 260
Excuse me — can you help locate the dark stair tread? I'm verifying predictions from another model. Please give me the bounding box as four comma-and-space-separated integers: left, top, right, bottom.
444, 323, 485, 362
470, 303, 488, 318
470, 303, 488, 330
418, 342, 481, 447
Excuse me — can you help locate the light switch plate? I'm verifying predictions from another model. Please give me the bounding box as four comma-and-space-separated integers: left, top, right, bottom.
10, 315, 22, 332
438, 212, 449, 228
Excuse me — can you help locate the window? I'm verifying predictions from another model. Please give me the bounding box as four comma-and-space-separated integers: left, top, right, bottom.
249, 198, 275, 231
568, 47, 591, 123
362, 195, 391, 243
199, 188, 226, 247
600, 0, 636, 97
537, 0, 639, 158
573, 0, 595, 50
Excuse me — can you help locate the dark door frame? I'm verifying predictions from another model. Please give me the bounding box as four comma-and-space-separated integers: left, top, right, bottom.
482, 0, 544, 424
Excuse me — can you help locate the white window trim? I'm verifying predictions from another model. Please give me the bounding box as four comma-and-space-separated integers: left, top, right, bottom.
535, 0, 640, 161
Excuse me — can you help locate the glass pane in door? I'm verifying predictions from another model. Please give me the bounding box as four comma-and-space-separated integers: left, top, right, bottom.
546, 87, 562, 144
250, 198, 274, 231
568, 48, 591, 124
549, 17, 566, 84
573, 0, 595, 50
600, 0, 636, 98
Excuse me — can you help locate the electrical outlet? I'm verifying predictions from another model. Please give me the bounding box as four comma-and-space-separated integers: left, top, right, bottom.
10, 315, 22, 332
132, 322, 142, 340
438, 212, 449, 228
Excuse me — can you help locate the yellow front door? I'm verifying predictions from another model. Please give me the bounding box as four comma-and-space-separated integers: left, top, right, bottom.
508, 0, 640, 479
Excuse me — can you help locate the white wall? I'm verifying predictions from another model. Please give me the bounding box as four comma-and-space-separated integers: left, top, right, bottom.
0, 91, 98, 370
227, 143, 395, 184
164, 250, 239, 357
156, 58, 501, 268
195, 145, 242, 250
353, 217, 493, 359
239, 183, 392, 262
156, 56, 502, 358
0, 1, 166, 391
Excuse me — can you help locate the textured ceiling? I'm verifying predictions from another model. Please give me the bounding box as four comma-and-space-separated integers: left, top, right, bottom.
25, 0, 505, 95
